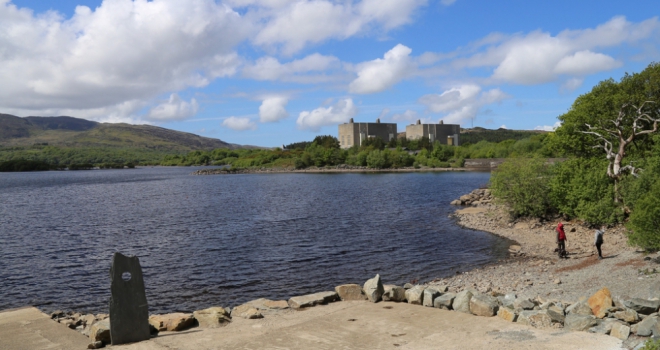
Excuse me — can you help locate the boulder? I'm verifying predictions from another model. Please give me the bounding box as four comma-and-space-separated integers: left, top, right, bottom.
636, 315, 658, 336
470, 293, 499, 317
335, 284, 367, 301
288, 291, 339, 309
423, 287, 442, 307
405, 285, 425, 305
452, 290, 474, 314
623, 298, 660, 315
450, 200, 461, 206
547, 305, 565, 323
614, 308, 639, 323
497, 307, 517, 322
610, 323, 630, 340
382, 285, 406, 302
567, 301, 594, 316
498, 294, 516, 309
403, 283, 414, 289
434, 293, 455, 310
528, 310, 553, 328
193, 307, 231, 328
244, 298, 290, 310
564, 314, 598, 331
588, 288, 612, 319
516, 310, 538, 326
363, 274, 384, 303
231, 304, 263, 319
148, 313, 195, 332
513, 298, 535, 310
87, 341, 103, 349
89, 319, 110, 344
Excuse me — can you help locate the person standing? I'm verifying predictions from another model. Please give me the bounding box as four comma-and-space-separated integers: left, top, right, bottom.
595, 226, 605, 259
556, 222, 567, 258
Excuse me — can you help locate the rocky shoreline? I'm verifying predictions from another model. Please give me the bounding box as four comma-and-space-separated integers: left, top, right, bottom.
191, 165, 470, 175
48, 188, 660, 350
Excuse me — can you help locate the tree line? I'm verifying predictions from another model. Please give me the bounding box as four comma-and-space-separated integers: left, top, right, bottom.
491, 62, 660, 250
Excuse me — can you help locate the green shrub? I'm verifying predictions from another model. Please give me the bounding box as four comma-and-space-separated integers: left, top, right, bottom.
491, 158, 553, 218
627, 181, 660, 250
640, 338, 660, 350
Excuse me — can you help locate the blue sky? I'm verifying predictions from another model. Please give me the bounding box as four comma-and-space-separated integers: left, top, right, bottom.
2, 1, 659, 147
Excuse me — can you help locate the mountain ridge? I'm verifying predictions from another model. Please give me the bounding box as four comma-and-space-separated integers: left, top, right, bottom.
0, 114, 253, 151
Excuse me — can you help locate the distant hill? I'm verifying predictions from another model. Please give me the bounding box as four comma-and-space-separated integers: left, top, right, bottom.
459, 127, 548, 144
0, 114, 246, 151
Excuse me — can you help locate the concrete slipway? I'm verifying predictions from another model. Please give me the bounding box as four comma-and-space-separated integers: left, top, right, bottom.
0, 302, 622, 350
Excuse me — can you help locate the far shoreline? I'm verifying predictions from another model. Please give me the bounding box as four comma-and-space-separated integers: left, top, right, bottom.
190, 165, 491, 175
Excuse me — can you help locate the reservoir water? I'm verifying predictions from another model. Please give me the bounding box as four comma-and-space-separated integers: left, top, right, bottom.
0, 167, 511, 314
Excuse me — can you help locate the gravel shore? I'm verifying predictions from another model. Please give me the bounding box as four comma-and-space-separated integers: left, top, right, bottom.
431, 204, 660, 306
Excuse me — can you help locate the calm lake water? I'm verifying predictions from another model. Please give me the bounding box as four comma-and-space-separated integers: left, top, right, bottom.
0, 167, 511, 314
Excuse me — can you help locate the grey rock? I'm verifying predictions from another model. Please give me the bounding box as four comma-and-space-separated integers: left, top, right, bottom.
527, 310, 553, 328
516, 310, 539, 326
405, 285, 425, 305
566, 301, 594, 316
231, 304, 263, 319
89, 319, 110, 344
547, 305, 565, 323
335, 284, 367, 301
434, 293, 455, 310
636, 315, 658, 336
363, 274, 384, 303
614, 308, 640, 323
382, 285, 406, 302
470, 293, 499, 317
423, 287, 442, 307
288, 291, 339, 309
452, 290, 474, 314
610, 322, 630, 340
193, 307, 231, 327
623, 298, 660, 315
564, 314, 598, 331
87, 341, 104, 349
513, 298, 535, 310
498, 293, 516, 309
108, 253, 150, 345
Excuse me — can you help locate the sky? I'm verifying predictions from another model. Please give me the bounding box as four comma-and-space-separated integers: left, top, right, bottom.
1, 1, 659, 147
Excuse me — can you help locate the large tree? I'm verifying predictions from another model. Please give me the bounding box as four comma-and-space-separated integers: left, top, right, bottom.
551, 62, 660, 202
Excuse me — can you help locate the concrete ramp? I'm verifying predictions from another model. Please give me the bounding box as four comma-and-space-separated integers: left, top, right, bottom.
0, 307, 90, 350
117, 301, 622, 350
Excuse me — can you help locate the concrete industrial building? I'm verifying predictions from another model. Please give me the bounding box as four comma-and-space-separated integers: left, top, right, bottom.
406, 120, 461, 146
338, 118, 397, 149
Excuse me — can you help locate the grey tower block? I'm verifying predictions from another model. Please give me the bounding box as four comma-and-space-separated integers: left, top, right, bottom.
109, 252, 151, 345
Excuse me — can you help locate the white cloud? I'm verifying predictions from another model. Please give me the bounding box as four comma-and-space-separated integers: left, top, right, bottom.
418, 85, 510, 124
440, 0, 456, 5
222, 116, 258, 131
146, 94, 199, 121
391, 110, 419, 122
450, 16, 659, 85
253, 0, 427, 55
554, 50, 621, 76
242, 53, 342, 83
297, 98, 358, 131
378, 108, 391, 119
349, 44, 414, 94
0, 0, 247, 120
535, 121, 562, 131
499, 125, 507, 129
259, 97, 289, 122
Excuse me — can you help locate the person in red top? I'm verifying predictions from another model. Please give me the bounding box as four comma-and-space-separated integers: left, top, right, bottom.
556, 222, 567, 258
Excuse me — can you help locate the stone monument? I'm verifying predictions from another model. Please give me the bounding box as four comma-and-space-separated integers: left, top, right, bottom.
109, 252, 151, 345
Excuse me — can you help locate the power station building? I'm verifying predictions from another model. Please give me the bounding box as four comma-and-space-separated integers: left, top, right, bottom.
338, 118, 397, 149
406, 120, 461, 146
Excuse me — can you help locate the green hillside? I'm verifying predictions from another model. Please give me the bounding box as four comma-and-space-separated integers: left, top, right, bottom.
459, 127, 548, 144
0, 114, 250, 166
